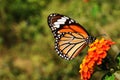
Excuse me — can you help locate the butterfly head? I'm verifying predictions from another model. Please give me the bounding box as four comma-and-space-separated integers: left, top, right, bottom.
87, 36, 96, 45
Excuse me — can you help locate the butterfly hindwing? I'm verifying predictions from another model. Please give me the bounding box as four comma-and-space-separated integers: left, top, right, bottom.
55, 32, 87, 60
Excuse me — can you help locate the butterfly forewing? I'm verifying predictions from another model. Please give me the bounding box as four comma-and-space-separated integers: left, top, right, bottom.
48, 13, 90, 60
48, 13, 76, 34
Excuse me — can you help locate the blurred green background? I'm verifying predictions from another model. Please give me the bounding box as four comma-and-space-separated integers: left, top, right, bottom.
0, 0, 120, 80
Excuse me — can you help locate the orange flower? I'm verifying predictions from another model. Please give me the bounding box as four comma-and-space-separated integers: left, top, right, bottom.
79, 38, 115, 80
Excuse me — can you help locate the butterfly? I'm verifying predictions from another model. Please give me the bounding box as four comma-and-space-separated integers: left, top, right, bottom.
47, 13, 96, 60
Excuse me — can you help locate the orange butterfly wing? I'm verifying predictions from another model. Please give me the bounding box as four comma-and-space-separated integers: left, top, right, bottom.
48, 13, 93, 60
59, 24, 89, 38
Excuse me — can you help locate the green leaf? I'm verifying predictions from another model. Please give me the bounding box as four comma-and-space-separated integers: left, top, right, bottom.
104, 74, 115, 80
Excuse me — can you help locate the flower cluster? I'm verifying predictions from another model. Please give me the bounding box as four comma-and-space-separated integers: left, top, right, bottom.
79, 38, 115, 80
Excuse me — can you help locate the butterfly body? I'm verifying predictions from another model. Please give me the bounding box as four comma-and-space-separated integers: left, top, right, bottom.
48, 13, 95, 60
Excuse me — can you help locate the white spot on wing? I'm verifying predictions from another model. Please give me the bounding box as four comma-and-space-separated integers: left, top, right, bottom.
54, 25, 60, 28
61, 17, 68, 20
69, 21, 71, 24
64, 16, 69, 19
71, 19, 74, 22
57, 19, 66, 22
53, 16, 68, 29
53, 14, 56, 16
54, 21, 65, 25
57, 31, 60, 33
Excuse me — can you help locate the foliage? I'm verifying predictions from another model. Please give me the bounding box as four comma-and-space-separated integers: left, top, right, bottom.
104, 74, 115, 80
0, 0, 51, 47
0, 0, 120, 80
